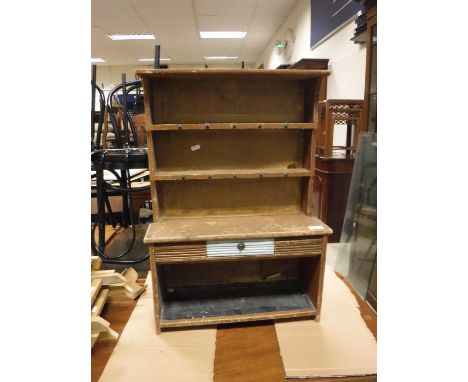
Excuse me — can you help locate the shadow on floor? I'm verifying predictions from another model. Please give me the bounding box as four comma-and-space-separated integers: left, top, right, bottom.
97, 224, 151, 278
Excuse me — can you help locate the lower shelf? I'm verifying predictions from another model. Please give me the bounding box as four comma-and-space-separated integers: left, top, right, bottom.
159, 280, 316, 328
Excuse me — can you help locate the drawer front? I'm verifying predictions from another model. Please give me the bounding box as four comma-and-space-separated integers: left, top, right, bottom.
154, 242, 206, 261
274, 237, 323, 256
207, 239, 274, 257
153, 237, 324, 262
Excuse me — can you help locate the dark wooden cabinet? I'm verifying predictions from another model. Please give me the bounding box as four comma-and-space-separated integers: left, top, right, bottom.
360, 1, 377, 133
289, 58, 329, 70
312, 156, 354, 243
316, 99, 364, 158
287, 60, 359, 242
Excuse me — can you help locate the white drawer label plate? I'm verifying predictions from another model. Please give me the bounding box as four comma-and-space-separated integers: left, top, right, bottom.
207, 239, 274, 257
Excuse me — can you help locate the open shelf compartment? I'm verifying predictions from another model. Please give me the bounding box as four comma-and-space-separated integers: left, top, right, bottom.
155, 177, 309, 217
136, 69, 328, 126
150, 129, 314, 178
160, 280, 316, 321
156, 256, 320, 328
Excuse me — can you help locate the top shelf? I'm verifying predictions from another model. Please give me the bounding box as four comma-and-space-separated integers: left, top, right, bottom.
136, 69, 331, 81
139, 69, 327, 125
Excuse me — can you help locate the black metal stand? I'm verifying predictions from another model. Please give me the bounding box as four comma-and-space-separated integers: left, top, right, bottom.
91, 148, 149, 264
91, 71, 149, 264
91, 65, 96, 143
154, 45, 161, 69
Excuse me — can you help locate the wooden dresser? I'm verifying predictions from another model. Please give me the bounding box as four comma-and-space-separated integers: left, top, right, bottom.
137, 69, 332, 333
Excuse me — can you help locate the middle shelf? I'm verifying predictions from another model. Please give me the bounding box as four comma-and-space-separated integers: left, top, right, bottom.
148, 128, 314, 177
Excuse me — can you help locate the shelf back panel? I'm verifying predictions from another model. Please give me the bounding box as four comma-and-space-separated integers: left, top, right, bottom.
158, 259, 314, 321
153, 129, 310, 171
156, 178, 306, 217
150, 79, 309, 124
159, 258, 301, 287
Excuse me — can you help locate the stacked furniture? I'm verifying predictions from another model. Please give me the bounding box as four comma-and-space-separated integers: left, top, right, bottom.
312, 99, 364, 242
316, 99, 364, 158
137, 69, 332, 333
286, 59, 363, 243
356, 0, 377, 133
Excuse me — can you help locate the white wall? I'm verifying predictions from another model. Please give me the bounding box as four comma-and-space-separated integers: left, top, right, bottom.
95, 63, 254, 90
255, 0, 366, 100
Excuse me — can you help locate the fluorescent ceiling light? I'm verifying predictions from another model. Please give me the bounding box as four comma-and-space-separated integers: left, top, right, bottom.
91, 58, 105, 63
204, 56, 238, 60
200, 31, 246, 39
108, 33, 155, 40
138, 58, 171, 62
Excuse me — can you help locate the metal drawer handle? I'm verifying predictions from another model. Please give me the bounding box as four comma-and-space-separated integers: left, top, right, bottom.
237, 242, 246, 251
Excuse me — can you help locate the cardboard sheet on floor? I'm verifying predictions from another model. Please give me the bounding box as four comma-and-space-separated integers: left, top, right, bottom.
99, 273, 217, 382
275, 265, 377, 378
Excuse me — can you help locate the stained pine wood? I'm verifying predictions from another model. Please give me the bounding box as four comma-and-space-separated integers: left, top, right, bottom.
153, 253, 322, 264
155, 178, 306, 217
140, 69, 328, 222
152, 168, 312, 181
149, 249, 162, 333
152, 237, 323, 263
159, 258, 300, 288
146, 122, 315, 130
303, 237, 328, 321
144, 214, 332, 244
154, 255, 323, 327
150, 79, 305, 124
142, 77, 161, 223
151, 129, 311, 172
140, 69, 331, 330
160, 308, 316, 329
136, 68, 330, 80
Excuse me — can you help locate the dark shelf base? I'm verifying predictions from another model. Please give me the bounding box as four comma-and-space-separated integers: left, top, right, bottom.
160, 280, 315, 320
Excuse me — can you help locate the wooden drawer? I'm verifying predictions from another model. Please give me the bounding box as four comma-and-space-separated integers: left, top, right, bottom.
153, 236, 324, 263
207, 239, 275, 257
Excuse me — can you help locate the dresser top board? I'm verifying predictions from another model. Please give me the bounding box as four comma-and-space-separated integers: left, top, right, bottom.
144, 213, 332, 244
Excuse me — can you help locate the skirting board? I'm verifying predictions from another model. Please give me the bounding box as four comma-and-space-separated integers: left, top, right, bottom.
275, 265, 377, 378
99, 273, 217, 382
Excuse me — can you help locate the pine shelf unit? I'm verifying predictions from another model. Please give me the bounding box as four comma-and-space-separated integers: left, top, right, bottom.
138, 69, 332, 332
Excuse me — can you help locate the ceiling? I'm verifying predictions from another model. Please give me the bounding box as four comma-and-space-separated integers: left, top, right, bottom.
91, 0, 299, 66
